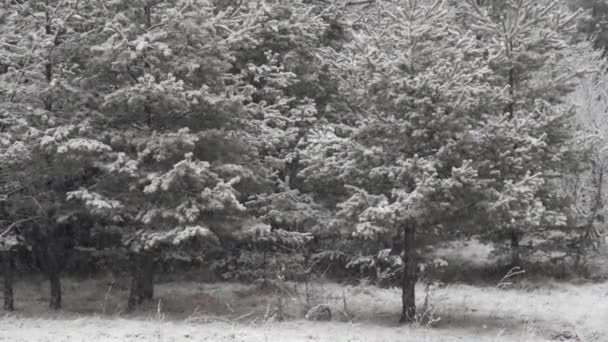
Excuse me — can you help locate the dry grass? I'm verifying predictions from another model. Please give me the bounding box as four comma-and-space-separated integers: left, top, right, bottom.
1, 275, 606, 341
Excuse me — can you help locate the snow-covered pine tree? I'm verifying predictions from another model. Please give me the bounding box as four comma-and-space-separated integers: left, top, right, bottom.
0, 0, 106, 310
460, 0, 588, 266
298, 0, 588, 323
299, 0, 506, 323
63, 0, 264, 310
59, 0, 340, 310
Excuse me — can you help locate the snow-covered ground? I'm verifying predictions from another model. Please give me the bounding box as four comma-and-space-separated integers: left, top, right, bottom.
0, 317, 575, 342
0, 278, 606, 341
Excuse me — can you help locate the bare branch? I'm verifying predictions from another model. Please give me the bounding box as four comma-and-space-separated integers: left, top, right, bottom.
0, 216, 39, 239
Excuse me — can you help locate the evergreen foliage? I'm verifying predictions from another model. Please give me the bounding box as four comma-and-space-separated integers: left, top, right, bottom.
0, 0, 600, 324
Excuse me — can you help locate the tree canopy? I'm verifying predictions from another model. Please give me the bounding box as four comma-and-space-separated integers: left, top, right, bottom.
0, 0, 601, 323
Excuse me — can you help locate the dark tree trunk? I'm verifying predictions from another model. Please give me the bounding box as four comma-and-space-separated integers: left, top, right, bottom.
126, 252, 155, 312
49, 272, 61, 310
126, 267, 140, 313
261, 248, 268, 288
2, 251, 14, 311
140, 253, 154, 300
399, 221, 417, 324
144, 6, 152, 28
510, 229, 521, 267
47, 250, 61, 310
505, 67, 515, 117
44, 237, 63, 311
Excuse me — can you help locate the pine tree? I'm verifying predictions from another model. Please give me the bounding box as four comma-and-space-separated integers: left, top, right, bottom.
56, 0, 340, 310
0, 0, 106, 310
460, 0, 587, 266
65, 0, 263, 310
299, 0, 587, 323
299, 0, 502, 323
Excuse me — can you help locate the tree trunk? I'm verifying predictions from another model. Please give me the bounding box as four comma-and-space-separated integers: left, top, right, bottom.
399, 221, 417, 324
140, 252, 154, 301
2, 251, 14, 311
126, 252, 155, 312
261, 248, 268, 288
47, 249, 61, 310
126, 267, 140, 313
43, 243, 61, 310
510, 229, 521, 267
144, 6, 152, 28
49, 271, 61, 310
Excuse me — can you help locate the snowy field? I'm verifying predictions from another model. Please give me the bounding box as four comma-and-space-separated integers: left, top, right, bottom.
1, 278, 606, 342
